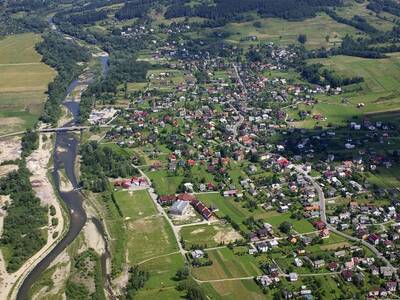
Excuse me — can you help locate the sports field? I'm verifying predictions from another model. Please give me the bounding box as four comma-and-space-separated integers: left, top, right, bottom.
112, 190, 179, 263
0, 33, 56, 134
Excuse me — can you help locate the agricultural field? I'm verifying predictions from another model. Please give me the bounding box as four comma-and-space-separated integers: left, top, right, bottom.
191, 247, 262, 281
0, 33, 56, 135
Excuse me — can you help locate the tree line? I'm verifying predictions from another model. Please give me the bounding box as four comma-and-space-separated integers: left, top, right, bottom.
165, 0, 343, 21
36, 33, 90, 125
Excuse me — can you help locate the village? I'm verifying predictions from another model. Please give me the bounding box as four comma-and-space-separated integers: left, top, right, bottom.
89, 25, 400, 299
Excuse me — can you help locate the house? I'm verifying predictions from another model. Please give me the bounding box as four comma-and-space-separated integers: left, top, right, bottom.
289, 272, 298, 282
334, 250, 346, 258
294, 258, 303, 267
328, 262, 339, 271
341, 270, 353, 282
368, 234, 380, 245
301, 236, 313, 246
313, 220, 326, 230
191, 199, 213, 220
279, 205, 289, 213
256, 242, 269, 253
386, 282, 397, 293
320, 229, 330, 239
191, 249, 204, 259
177, 193, 196, 202
268, 239, 279, 248
158, 195, 176, 206
380, 266, 394, 277
257, 275, 279, 287
313, 259, 325, 269
169, 200, 190, 215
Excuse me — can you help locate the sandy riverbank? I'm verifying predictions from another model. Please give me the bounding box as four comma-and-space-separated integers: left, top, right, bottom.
0, 132, 66, 300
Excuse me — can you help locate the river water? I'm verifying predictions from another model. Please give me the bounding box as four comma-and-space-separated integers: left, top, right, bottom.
16, 54, 110, 299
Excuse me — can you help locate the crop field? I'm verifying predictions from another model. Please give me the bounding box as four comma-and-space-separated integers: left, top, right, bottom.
0, 33, 56, 134
191, 248, 262, 281
202, 279, 265, 300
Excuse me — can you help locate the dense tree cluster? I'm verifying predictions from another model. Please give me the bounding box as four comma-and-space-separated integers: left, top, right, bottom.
115, 1, 152, 20
125, 266, 149, 299
367, 0, 400, 17
165, 0, 343, 21
301, 63, 363, 87
0, 163, 47, 272
59, 10, 108, 25
80, 142, 139, 192
36, 33, 90, 124
21, 130, 39, 157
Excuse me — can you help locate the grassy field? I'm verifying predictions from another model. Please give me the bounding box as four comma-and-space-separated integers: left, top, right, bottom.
113, 190, 157, 221
190, 13, 362, 50
135, 253, 186, 300
180, 223, 240, 249
145, 169, 184, 196
289, 53, 400, 127
0, 33, 56, 134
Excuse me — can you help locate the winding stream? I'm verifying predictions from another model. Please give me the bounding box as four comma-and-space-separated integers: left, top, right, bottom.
16, 26, 112, 299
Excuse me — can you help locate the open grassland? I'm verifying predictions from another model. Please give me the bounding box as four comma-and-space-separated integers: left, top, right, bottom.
191, 13, 362, 50
290, 53, 400, 128
0, 33, 56, 134
192, 247, 262, 281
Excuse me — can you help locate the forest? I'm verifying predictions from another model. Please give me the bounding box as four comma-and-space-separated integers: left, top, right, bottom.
80, 142, 139, 192
0, 163, 47, 272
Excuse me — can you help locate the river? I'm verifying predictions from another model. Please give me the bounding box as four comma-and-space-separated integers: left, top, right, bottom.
16, 47, 111, 299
